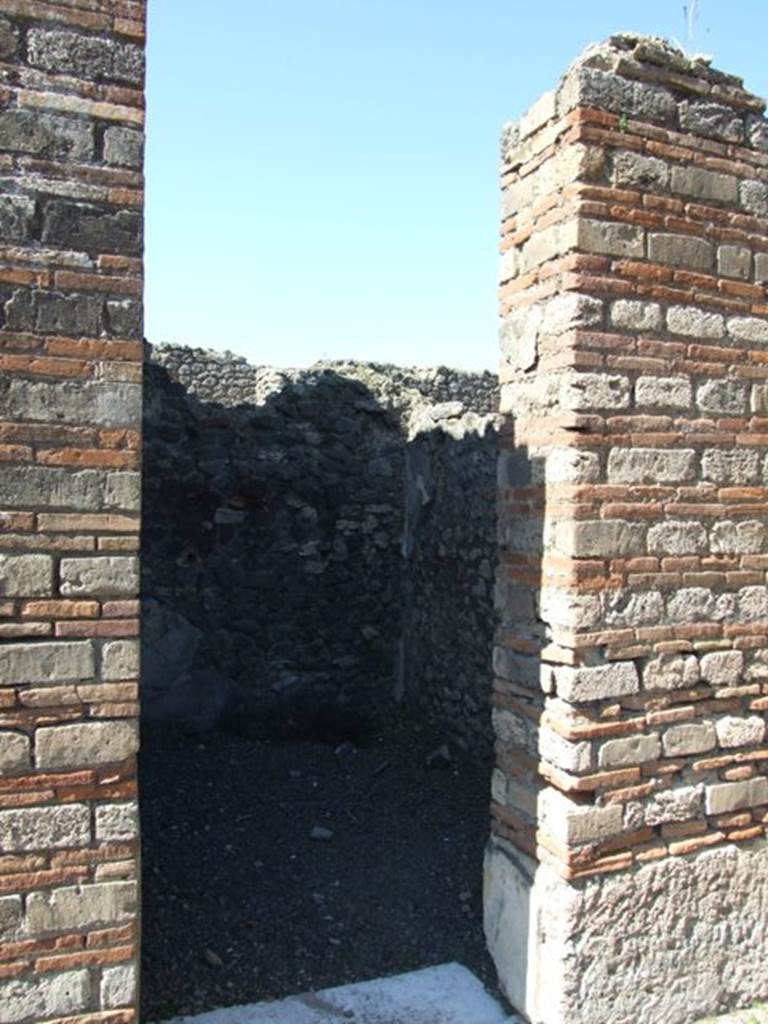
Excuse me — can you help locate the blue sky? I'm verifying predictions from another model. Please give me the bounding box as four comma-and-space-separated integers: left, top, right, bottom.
145, 1, 767, 370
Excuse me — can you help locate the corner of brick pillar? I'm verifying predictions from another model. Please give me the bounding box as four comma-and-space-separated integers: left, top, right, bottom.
486, 34, 768, 1024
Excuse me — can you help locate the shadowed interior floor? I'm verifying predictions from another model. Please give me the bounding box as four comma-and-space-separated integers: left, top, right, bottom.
139, 713, 498, 1022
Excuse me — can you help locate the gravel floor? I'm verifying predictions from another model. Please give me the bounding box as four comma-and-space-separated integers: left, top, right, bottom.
139, 711, 500, 1022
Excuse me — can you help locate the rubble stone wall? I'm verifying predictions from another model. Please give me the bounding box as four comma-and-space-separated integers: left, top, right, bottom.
0, 2, 145, 1023
485, 34, 768, 1024
143, 344, 499, 747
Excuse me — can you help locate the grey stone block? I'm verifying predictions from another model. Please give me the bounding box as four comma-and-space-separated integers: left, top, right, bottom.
26, 880, 137, 932
612, 150, 669, 189
36, 721, 138, 770
702, 449, 759, 484
0, 804, 90, 852
42, 201, 142, 256
0, 895, 22, 938
0, 196, 35, 244
0, 555, 53, 597
101, 964, 137, 1009
578, 219, 644, 258
0, 641, 94, 686
661, 722, 716, 757
607, 447, 696, 484
102, 639, 139, 681
5, 288, 103, 336
671, 166, 739, 204
716, 716, 765, 749
679, 102, 744, 143
667, 305, 724, 338
647, 520, 707, 555
95, 802, 139, 842
59, 556, 139, 598
0, 466, 105, 511
705, 777, 768, 815
560, 519, 646, 558
610, 299, 662, 332
644, 785, 703, 825
106, 298, 143, 338
0, 971, 90, 1024
555, 661, 639, 702
0, 379, 141, 429
598, 733, 660, 768
696, 380, 748, 415
0, 734, 30, 775
0, 17, 19, 59
27, 28, 144, 84
740, 180, 768, 217
717, 245, 752, 281
728, 316, 768, 344
0, 111, 93, 161
104, 127, 144, 168
635, 375, 691, 409
648, 233, 713, 271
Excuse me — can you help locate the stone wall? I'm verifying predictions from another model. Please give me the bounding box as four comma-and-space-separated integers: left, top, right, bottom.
485, 35, 768, 1024
0, 3, 145, 1023
143, 344, 499, 743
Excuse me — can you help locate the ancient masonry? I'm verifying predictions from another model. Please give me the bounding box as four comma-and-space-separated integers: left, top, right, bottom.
485, 35, 768, 1024
2, 6, 768, 1024
143, 347, 499, 750
0, 3, 145, 1024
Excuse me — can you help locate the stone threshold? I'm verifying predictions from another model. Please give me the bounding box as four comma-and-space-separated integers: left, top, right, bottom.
151, 962, 518, 1024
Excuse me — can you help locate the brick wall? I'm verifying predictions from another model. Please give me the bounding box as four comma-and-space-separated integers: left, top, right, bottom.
485, 35, 768, 1024
0, 3, 144, 1022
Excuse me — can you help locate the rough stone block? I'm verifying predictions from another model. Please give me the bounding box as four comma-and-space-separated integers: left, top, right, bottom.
671, 166, 739, 203
700, 650, 744, 686
36, 721, 138, 769
42, 201, 143, 256
710, 520, 765, 555
95, 801, 139, 842
105, 472, 141, 512
102, 639, 140, 681
106, 298, 143, 338
101, 964, 138, 1009
716, 716, 765, 749
598, 733, 660, 768
27, 29, 144, 84
0, 111, 93, 161
554, 661, 639, 702
642, 652, 699, 691
610, 299, 662, 332
26, 880, 137, 933
5, 288, 103, 336
705, 777, 768, 815
727, 316, 768, 344
740, 179, 768, 217
558, 519, 645, 557
540, 789, 623, 845
104, 126, 145, 168
607, 447, 696, 484
604, 590, 664, 629
0, 555, 53, 597
0, 895, 22, 938
661, 722, 716, 757
701, 449, 759, 484
1, 379, 141, 429
59, 556, 139, 598
611, 150, 669, 189
648, 233, 713, 271
647, 520, 706, 555
634, 375, 691, 409
667, 587, 732, 624
0, 970, 90, 1024
578, 219, 645, 258
0, 733, 30, 775
666, 305, 724, 338
738, 586, 768, 622
562, 373, 630, 411
679, 102, 744, 143
644, 785, 703, 825
540, 728, 592, 773
756, 253, 768, 285
0, 804, 90, 852
0, 16, 19, 59
717, 245, 752, 280
0, 640, 94, 686
0, 195, 35, 243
